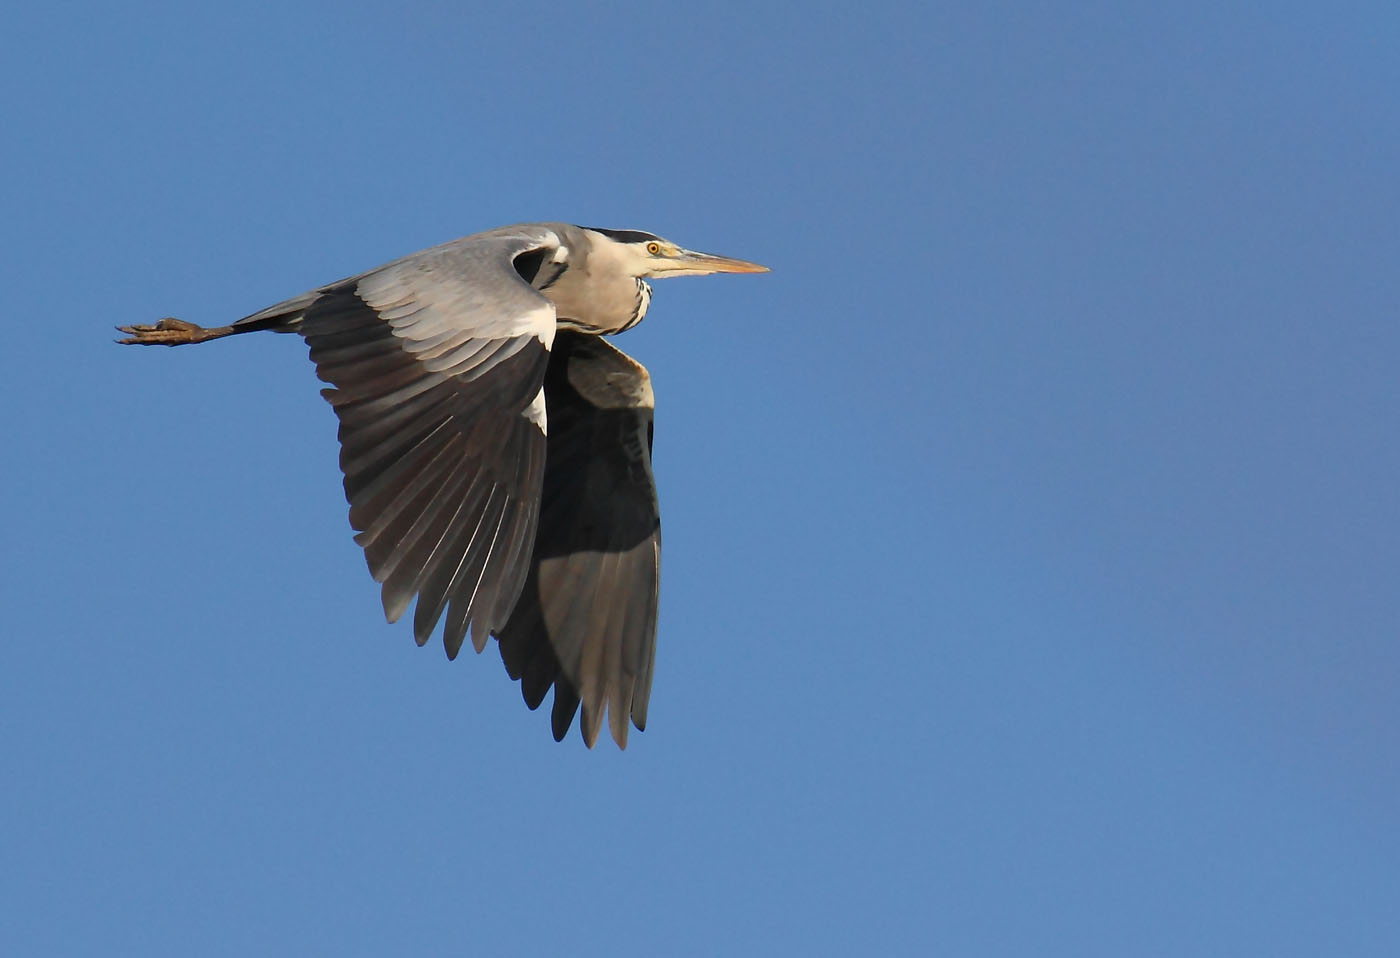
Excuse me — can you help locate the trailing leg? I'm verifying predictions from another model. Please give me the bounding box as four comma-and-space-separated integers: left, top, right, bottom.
116, 317, 238, 346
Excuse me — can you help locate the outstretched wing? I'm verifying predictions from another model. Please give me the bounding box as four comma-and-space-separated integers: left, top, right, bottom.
496, 332, 662, 748
284, 227, 566, 657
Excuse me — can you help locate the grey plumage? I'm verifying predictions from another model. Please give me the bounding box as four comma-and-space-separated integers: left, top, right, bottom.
118, 222, 766, 748
498, 332, 661, 747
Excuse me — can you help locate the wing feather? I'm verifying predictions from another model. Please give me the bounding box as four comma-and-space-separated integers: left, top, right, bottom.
296, 227, 563, 655
496, 331, 662, 748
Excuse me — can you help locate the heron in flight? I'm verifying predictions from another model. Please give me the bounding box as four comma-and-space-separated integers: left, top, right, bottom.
119, 223, 767, 748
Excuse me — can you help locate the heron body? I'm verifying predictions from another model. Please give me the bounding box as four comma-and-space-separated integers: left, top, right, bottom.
119, 223, 767, 748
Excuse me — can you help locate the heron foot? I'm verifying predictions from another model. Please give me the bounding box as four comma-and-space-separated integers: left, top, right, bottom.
116, 317, 233, 346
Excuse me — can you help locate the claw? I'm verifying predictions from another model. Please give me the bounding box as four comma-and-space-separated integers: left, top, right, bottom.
116, 317, 233, 346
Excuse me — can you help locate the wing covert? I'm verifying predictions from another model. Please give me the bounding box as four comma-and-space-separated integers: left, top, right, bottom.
302, 228, 565, 657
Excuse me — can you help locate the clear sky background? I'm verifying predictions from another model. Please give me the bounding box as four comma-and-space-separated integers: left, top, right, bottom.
3, 3, 1397, 955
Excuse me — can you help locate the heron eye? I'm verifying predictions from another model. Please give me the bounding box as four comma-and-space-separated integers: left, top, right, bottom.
645, 242, 662, 255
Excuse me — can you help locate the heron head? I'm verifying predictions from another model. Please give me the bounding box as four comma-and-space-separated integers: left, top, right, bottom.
584, 227, 769, 279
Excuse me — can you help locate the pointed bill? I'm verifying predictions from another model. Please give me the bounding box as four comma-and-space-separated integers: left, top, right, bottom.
676, 249, 769, 273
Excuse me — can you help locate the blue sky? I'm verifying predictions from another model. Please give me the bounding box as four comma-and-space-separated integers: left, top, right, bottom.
3, 2, 1398, 954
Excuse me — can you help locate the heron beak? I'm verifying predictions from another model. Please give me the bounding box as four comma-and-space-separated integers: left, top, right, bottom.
670, 249, 770, 276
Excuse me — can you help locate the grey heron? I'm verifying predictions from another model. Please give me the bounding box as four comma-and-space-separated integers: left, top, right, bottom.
118, 223, 767, 748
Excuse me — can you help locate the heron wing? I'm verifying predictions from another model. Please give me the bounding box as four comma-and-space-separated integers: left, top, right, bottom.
496, 332, 661, 749
285, 227, 565, 657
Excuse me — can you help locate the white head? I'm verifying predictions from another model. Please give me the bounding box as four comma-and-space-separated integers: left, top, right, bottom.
582, 227, 769, 279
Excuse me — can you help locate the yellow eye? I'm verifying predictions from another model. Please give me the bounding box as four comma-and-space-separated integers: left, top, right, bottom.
646, 242, 662, 255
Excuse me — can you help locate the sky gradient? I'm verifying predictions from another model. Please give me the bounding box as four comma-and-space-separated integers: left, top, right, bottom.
3, 3, 1398, 955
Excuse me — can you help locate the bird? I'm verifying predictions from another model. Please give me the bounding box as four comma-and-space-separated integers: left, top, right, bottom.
118, 223, 767, 748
